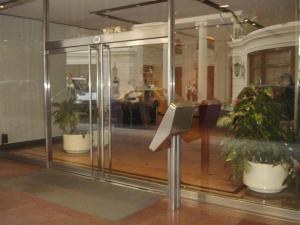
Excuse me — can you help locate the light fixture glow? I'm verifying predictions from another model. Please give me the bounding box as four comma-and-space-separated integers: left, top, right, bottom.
252, 23, 256, 26
244, 19, 248, 22
219, 4, 229, 8
0, 5, 5, 9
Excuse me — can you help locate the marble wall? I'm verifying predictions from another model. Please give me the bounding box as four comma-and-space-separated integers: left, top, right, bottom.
0, 14, 95, 144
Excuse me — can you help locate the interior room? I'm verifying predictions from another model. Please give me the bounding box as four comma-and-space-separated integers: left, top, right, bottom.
0, 0, 299, 221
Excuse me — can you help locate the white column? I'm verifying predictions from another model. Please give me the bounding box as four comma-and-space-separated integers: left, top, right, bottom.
214, 41, 229, 104
162, 43, 168, 90
182, 42, 195, 100
135, 46, 144, 88
197, 22, 208, 101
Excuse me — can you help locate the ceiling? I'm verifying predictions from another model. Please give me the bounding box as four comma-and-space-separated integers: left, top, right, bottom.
0, 0, 297, 41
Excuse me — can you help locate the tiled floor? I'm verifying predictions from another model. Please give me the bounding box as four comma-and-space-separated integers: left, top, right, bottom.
0, 159, 299, 225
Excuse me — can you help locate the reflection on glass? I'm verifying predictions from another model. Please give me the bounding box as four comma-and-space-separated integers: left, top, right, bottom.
1, 0, 299, 214
47, 50, 97, 168
108, 45, 168, 180
176, 0, 299, 211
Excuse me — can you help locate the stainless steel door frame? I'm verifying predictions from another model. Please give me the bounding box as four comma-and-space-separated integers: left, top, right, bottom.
46, 45, 97, 176
99, 44, 105, 176
47, 46, 89, 55
97, 44, 112, 178
107, 38, 167, 48
106, 46, 112, 173
46, 38, 167, 55
46, 27, 167, 50
88, 46, 93, 166
43, 0, 52, 167
96, 46, 101, 173
96, 41, 171, 179
46, 38, 168, 178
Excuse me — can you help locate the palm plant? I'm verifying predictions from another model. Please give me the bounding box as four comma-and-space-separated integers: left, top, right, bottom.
52, 77, 85, 135
52, 98, 80, 134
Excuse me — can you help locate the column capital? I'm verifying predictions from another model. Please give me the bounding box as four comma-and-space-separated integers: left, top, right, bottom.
195, 21, 208, 27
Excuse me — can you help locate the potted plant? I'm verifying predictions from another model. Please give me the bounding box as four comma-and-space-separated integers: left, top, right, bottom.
218, 86, 300, 193
52, 76, 89, 154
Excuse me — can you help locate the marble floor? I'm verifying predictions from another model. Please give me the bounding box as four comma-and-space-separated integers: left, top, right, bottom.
0, 159, 299, 225
6, 120, 300, 210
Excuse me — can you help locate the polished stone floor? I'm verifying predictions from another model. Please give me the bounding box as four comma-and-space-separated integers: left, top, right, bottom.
8, 123, 300, 210
0, 159, 299, 225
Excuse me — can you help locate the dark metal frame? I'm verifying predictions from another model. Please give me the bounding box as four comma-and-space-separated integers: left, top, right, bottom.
196, 0, 264, 29
90, 0, 167, 25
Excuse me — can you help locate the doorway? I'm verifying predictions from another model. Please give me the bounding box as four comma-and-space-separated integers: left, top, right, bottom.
207, 65, 214, 100
175, 67, 182, 97
43, 34, 169, 186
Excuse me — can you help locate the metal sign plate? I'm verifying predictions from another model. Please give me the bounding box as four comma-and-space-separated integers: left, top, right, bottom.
149, 102, 194, 151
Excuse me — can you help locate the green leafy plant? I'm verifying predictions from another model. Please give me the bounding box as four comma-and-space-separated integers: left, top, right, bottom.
218, 86, 284, 140
52, 78, 86, 135
218, 86, 299, 190
52, 98, 80, 134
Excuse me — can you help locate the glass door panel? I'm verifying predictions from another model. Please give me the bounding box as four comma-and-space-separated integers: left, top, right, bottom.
47, 40, 169, 184
48, 47, 98, 171
103, 43, 169, 182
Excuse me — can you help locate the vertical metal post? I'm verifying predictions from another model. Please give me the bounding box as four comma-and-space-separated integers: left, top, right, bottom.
175, 134, 181, 207
294, 0, 300, 131
169, 134, 181, 210
96, 47, 101, 172
43, 0, 52, 167
168, 0, 180, 210
167, 0, 175, 105
100, 44, 105, 176
107, 46, 112, 173
88, 46, 93, 165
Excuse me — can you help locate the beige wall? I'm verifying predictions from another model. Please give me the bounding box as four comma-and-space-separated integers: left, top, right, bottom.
0, 14, 95, 143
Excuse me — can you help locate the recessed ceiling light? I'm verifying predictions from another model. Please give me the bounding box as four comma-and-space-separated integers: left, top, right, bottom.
244, 19, 249, 22
219, 4, 229, 8
216, 24, 220, 28
0, 5, 5, 9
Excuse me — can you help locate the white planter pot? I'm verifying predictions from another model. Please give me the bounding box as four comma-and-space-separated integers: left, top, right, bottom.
63, 133, 90, 154
243, 161, 289, 193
